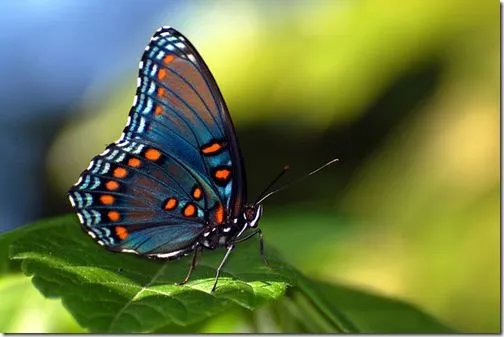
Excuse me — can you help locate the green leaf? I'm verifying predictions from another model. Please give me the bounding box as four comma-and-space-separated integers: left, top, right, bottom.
9, 215, 297, 332
278, 276, 456, 333
5, 215, 456, 333
0, 274, 84, 332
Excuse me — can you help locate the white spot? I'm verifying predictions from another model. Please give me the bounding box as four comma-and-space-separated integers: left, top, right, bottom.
100, 163, 111, 174
138, 61, 144, 69
91, 160, 102, 174
152, 249, 186, 258
77, 213, 84, 224
81, 209, 91, 224
74, 176, 83, 186
152, 36, 160, 41
174, 42, 185, 49
147, 82, 156, 95
116, 153, 126, 163
90, 209, 101, 224
223, 227, 231, 233
68, 195, 76, 207
87, 160, 95, 171
87, 231, 96, 239
97, 240, 105, 246
203, 231, 210, 237
179, 36, 185, 42
161, 25, 171, 30
144, 45, 150, 52
101, 148, 111, 156
142, 98, 153, 114
84, 193, 93, 207
126, 116, 131, 127
137, 117, 146, 132
121, 249, 139, 254
156, 51, 166, 60
106, 150, 119, 160
187, 54, 196, 63
80, 175, 91, 190
136, 77, 141, 87
149, 64, 158, 77
160, 32, 171, 37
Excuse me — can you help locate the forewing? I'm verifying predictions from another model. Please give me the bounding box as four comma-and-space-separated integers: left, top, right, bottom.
122, 26, 246, 219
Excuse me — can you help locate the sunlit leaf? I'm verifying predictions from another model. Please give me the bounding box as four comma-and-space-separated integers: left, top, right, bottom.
9, 215, 296, 332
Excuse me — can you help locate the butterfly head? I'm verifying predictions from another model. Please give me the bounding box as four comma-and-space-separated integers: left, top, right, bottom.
243, 204, 263, 228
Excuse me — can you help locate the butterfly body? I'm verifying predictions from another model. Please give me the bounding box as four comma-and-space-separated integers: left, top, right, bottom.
68, 26, 266, 290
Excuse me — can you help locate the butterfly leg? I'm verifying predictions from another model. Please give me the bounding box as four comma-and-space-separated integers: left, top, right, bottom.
178, 245, 201, 286
211, 243, 235, 292
258, 229, 270, 268
233, 229, 270, 268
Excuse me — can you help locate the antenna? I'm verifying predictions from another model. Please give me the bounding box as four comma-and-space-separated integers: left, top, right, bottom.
255, 158, 339, 205
254, 165, 290, 204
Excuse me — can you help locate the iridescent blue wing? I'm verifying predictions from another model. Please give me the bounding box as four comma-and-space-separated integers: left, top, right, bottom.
69, 139, 213, 257
123, 26, 246, 216
68, 27, 245, 257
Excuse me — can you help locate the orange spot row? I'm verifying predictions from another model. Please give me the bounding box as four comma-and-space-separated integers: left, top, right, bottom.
100, 195, 115, 205
154, 105, 163, 116
164, 197, 178, 211
163, 54, 175, 64
214, 169, 231, 180
183, 203, 196, 217
201, 141, 224, 155
215, 203, 224, 224
157, 68, 168, 80
108, 211, 121, 222
157, 87, 166, 97
192, 186, 202, 200
145, 148, 161, 161
105, 180, 119, 191
115, 226, 128, 240
128, 157, 141, 168
113, 167, 128, 179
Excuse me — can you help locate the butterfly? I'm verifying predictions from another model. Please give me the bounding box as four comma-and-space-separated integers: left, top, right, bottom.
68, 26, 267, 292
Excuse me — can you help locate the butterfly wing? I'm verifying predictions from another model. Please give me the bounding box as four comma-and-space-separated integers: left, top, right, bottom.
68, 27, 245, 257
123, 26, 246, 217
69, 140, 212, 257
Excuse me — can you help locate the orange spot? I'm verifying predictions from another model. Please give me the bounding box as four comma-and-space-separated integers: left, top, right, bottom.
105, 180, 119, 191
183, 204, 196, 217
108, 211, 121, 222
192, 187, 202, 200
157, 87, 165, 97
128, 158, 141, 168
154, 105, 163, 116
201, 142, 223, 155
215, 203, 224, 224
163, 54, 175, 64
115, 226, 128, 240
215, 169, 231, 180
164, 197, 177, 210
100, 195, 115, 205
145, 148, 161, 161
157, 68, 168, 80
113, 167, 128, 178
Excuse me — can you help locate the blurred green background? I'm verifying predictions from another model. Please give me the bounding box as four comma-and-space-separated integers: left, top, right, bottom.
1, 0, 499, 333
